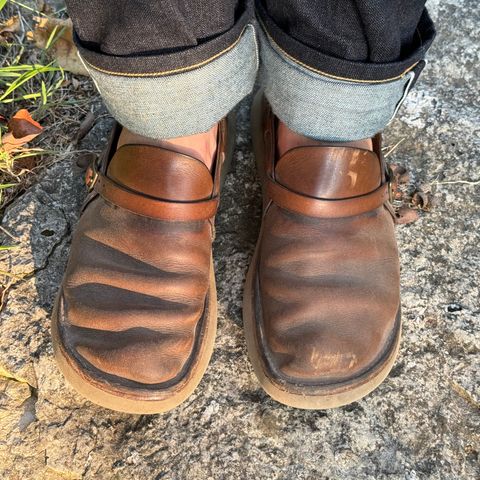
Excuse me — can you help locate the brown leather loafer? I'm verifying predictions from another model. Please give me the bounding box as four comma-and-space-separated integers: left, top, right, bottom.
52, 117, 233, 414
243, 93, 401, 409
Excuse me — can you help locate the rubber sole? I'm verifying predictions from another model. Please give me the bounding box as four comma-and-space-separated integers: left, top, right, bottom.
242, 91, 401, 409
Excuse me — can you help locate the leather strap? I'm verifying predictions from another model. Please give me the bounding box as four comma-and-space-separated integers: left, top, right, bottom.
266, 175, 390, 218
92, 172, 219, 221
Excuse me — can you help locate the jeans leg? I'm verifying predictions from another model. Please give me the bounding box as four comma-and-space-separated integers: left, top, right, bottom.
65, 0, 258, 138
256, 0, 436, 141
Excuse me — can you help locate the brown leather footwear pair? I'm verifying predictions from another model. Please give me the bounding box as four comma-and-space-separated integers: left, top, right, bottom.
243, 93, 401, 409
52, 117, 234, 414
53, 95, 401, 413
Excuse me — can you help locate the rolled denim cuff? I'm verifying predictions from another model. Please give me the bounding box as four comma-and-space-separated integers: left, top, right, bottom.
80, 25, 258, 139
256, 1, 435, 82
258, 27, 417, 142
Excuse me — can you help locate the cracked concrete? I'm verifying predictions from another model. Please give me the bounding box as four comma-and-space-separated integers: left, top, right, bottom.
0, 0, 479, 479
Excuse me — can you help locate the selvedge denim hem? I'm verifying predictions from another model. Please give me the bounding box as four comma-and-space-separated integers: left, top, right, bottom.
69, 0, 435, 141
81, 25, 258, 139
80, 22, 419, 141
257, 27, 416, 142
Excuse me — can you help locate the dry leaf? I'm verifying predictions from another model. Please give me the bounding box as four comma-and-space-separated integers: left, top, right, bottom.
388, 163, 410, 185
28, 17, 89, 76
388, 163, 407, 204
0, 15, 21, 42
412, 190, 434, 210
8, 109, 42, 138
13, 155, 38, 173
387, 164, 436, 221
395, 206, 420, 225
1, 110, 43, 153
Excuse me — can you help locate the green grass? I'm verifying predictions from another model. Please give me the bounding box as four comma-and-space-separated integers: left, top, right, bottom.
0, 0, 98, 307
0, 62, 63, 103
0, 0, 65, 212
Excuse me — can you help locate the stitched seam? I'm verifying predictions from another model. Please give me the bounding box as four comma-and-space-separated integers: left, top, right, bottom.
97, 173, 219, 205
259, 19, 418, 84
82, 25, 251, 78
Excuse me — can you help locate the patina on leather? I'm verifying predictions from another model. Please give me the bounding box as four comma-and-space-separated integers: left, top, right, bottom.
53, 118, 229, 406
247, 97, 400, 399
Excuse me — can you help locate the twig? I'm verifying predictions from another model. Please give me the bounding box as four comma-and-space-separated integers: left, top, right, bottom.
384, 138, 406, 158
0, 225, 17, 241
0, 269, 23, 280
432, 179, 480, 186
9, 0, 47, 17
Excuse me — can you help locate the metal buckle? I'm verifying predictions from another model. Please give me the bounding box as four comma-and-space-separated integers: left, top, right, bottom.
85, 166, 99, 191
386, 165, 395, 203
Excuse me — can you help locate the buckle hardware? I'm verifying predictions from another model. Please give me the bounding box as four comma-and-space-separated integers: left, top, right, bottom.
386, 165, 395, 203
85, 165, 99, 191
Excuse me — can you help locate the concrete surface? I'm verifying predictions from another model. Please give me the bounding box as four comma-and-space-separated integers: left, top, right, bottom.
0, 0, 478, 478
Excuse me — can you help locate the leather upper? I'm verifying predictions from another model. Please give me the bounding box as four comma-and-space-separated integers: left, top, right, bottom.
58, 120, 228, 387
254, 100, 401, 386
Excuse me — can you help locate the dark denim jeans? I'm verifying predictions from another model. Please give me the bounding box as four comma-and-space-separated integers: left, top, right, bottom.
67, 0, 434, 80
65, 0, 436, 140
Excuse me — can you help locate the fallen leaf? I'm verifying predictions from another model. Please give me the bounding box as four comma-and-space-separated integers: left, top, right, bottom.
412, 190, 434, 210
13, 155, 38, 173
8, 109, 42, 138
388, 163, 410, 185
0, 15, 21, 43
395, 206, 420, 225
1, 110, 43, 153
27, 16, 89, 76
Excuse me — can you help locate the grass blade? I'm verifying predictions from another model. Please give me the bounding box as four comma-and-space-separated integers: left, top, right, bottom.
0, 245, 19, 251
41, 80, 48, 104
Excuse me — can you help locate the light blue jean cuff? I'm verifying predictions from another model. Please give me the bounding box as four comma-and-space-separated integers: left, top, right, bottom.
81, 25, 258, 139
258, 28, 415, 142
